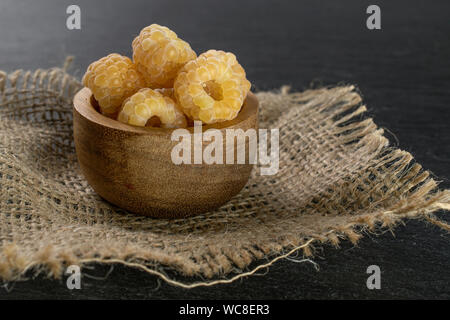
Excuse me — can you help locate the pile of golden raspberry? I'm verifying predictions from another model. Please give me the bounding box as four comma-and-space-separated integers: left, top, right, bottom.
83, 24, 251, 127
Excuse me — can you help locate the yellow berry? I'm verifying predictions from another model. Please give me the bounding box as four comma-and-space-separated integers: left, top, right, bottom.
132, 24, 197, 88
82, 54, 145, 116
155, 87, 175, 99
117, 88, 187, 128
173, 50, 251, 124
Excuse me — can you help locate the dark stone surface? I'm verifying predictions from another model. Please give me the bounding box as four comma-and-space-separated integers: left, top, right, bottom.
0, 0, 449, 299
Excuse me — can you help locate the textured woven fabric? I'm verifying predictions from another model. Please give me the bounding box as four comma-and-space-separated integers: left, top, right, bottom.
0, 64, 449, 287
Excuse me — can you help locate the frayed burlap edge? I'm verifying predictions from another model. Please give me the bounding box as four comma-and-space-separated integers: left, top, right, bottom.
0, 60, 449, 288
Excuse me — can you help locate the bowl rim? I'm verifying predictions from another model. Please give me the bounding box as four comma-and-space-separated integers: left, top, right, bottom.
73, 87, 258, 134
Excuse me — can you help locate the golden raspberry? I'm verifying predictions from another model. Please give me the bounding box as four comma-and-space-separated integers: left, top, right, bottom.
132, 24, 197, 88
82, 53, 145, 116
117, 88, 187, 128
173, 50, 251, 124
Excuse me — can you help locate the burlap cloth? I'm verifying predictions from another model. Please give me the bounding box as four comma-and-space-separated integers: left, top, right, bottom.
0, 62, 449, 288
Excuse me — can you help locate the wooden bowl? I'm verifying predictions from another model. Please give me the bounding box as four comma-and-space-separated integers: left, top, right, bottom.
73, 87, 259, 218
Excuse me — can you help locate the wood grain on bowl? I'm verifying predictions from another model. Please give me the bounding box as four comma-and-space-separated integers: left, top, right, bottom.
73, 87, 259, 218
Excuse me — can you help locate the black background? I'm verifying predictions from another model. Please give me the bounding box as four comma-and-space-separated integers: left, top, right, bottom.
0, 0, 449, 299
